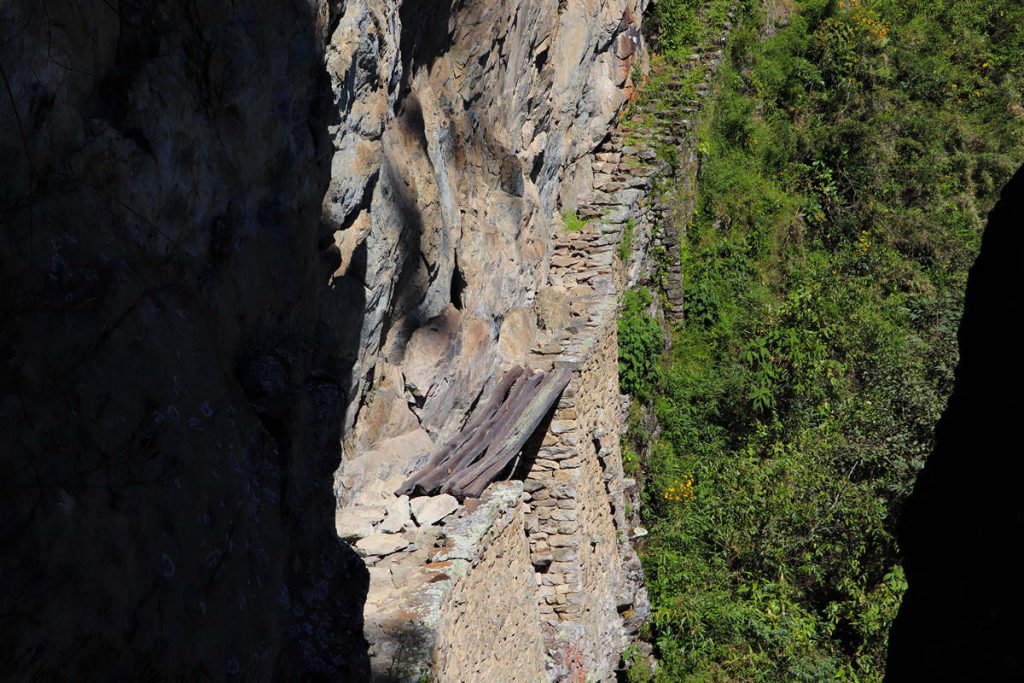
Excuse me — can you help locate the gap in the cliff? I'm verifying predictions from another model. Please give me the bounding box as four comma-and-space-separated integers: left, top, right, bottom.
450, 254, 466, 310
533, 46, 549, 73
529, 150, 545, 184
396, 0, 454, 105
399, 95, 430, 153
512, 406, 556, 492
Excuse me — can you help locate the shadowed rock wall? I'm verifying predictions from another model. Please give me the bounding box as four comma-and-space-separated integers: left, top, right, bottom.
1, 1, 369, 678
886, 166, 1024, 681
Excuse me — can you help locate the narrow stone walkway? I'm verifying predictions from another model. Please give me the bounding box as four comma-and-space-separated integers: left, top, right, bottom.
330, 4, 741, 680
514, 4, 742, 677
568, 3, 739, 319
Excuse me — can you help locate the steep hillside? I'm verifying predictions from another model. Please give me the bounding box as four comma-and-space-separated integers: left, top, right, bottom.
621, 0, 1024, 680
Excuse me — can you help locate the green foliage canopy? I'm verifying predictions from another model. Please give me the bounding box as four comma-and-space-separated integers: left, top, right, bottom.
623, 0, 1023, 680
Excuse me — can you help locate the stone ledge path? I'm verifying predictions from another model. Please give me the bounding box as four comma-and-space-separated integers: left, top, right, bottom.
331, 3, 740, 680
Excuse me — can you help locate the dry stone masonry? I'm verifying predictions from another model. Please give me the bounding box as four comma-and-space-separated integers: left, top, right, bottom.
330, 1, 741, 681
0, 0, 739, 678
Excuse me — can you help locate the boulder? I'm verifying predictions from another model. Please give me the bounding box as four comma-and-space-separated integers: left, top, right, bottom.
410, 494, 460, 526
379, 495, 412, 533
335, 505, 386, 540
355, 533, 412, 557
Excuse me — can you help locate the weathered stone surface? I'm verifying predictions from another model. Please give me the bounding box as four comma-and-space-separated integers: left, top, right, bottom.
389, 561, 420, 589
350, 363, 421, 453
403, 307, 463, 403
380, 495, 413, 533
356, 533, 412, 557
336, 430, 434, 507
536, 287, 571, 331
411, 494, 460, 527
336, 506, 387, 540
498, 307, 539, 364
414, 525, 448, 550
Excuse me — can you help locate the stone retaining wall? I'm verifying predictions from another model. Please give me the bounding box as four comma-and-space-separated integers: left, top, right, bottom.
333, 3, 742, 680
524, 319, 645, 680
358, 482, 540, 681
434, 483, 546, 682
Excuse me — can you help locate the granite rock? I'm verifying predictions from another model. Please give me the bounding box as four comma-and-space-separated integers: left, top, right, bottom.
411, 494, 461, 527
356, 533, 413, 557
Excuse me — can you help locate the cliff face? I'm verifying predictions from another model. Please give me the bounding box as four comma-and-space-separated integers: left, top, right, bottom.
2, 0, 648, 679
327, 0, 645, 461
0, 0, 363, 678
886, 166, 1024, 681
324, 2, 653, 679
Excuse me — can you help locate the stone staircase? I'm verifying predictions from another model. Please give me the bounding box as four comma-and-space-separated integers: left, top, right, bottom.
571, 3, 738, 320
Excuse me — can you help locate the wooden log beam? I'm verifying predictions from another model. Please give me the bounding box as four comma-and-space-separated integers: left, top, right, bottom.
441, 371, 546, 495
447, 368, 572, 499
396, 365, 526, 496
399, 364, 572, 501
444, 371, 535, 471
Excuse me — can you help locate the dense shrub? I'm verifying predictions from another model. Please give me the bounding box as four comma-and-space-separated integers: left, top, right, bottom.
619, 288, 664, 402
624, 0, 1023, 680
648, 0, 704, 56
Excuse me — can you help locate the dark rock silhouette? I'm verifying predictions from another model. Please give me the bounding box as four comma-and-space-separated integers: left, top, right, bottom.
887, 165, 1024, 680
1, 1, 369, 679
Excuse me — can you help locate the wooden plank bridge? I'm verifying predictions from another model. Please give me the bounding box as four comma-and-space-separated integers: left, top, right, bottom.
398, 365, 571, 499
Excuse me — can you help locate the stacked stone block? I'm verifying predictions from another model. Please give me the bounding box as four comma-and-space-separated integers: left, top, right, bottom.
433, 482, 546, 682
333, 3, 742, 680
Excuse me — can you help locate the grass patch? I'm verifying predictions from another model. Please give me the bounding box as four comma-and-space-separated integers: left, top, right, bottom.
561, 210, 587, 232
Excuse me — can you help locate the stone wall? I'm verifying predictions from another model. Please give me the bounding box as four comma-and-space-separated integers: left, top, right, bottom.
523, 187, 649, 682
330, 2, 743, 681
434, 484, 546, 682
350, 482, 544, 681
524, 322, 643, 678
519, 5, 743, 678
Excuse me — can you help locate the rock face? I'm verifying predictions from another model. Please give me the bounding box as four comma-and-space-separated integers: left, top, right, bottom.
325, 0, 650, 458
0, 0, 369, 679
326, 1, 744, 677
886, 166, 1024, 681
323, 1, 663, 679
2, 0, 655, 679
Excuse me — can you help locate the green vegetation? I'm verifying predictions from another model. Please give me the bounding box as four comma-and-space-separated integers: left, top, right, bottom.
562, 210, 587, 232
621, 217, 637, 262
623, 0, 1024, 680
618, 288, 663, 403
649, 0, 736, 58
623, 0, 737, 140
